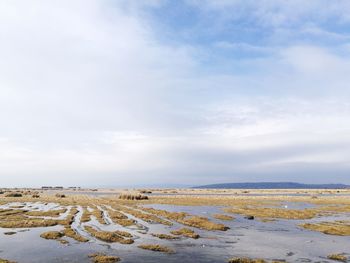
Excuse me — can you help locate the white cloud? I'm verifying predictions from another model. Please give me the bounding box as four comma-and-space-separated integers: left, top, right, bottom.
1, 1, 350, 186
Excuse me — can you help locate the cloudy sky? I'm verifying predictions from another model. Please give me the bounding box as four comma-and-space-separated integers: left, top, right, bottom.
1, 0, 350, 187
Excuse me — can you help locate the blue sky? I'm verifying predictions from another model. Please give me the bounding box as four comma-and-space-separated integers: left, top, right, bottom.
0, 0, 350, 187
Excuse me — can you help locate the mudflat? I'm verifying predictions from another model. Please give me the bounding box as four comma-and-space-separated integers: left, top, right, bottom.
0, 188, 349, 262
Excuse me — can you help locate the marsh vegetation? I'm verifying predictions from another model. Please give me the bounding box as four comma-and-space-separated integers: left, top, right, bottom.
0, 189, 349, 262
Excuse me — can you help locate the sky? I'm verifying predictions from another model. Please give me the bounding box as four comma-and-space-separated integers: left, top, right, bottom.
1, 0, 350, 187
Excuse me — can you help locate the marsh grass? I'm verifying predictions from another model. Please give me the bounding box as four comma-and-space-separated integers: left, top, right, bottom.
81, 207, 92, 223
0, 217, 59, 228
213, 214, 234, 221
228, 258, 285, 263
105, 208, 135, 227
139, 206, 228, 230
151, 233, 179, 240
301, 221, 350, 236
112, 205, 172, 226
63, 225, 89, 242
140, 207, 187, 221
178, 216, 229, 231
0, 209, 28, 216
84, 226, 133, 244
40, 231, 64, 240
138, 244, 175, 253
119, 194, 148, 201
170, 228, 200, 239
91, 207, 107, 225
224, 207, 317, 220
228, 259, 267, 263
0, 258, 17, 263
26, 208, 67, 217
88, 253, 120, 263
327, 254, 348, 262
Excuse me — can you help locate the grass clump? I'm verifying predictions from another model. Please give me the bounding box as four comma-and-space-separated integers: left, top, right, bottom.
327, 254, 348, 262
0, 218, 58, 228
63, 226, 89, 242
88, 253, 120, 263
0, 209, 27, 216
84, 226, 133, 244
113, 205, 172, 226
228, 258, 267, 263
91, 207, 107, 225
0, 258, 17, 263
224, 207, 317, 220
151, 233, 179, 240
59, 207, 78, 226
170, 228, 199, 239
40, 231, 64, 240
119, 194, 148, 200
140, 207, 187, 221
138, 244, 175, 253
106, 208, 135, 227
138, 206, 227, 230
40, 231, 68, 244
26, 208, 67, 217
179, 216, 229, 231
213, 214, 234, 221
81, 207, 92, 223
301, 221, 350, 236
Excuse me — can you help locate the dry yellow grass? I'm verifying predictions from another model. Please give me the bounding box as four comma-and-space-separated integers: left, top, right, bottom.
26, 208, 67, 217
84, 226, 133, 244
151, 233, 179, 240
59, 207, 78, 226
63, 226, 89, 242
327, 254, 348, 262
138, 244, 175, 253
0, 209, 27, 216
224, 206, 318, 220
119, 194, 148, 200
228, 259, 267, 263
139, 206, 228, 230
301, 221, 350, 236
88, 253, 120, 263
0, 217, 59, 228
228, 258, 285, 263
170, 228, 200, 239
39, 231, 69, 244
139, 207, 187, 221
111, 205, 172, 226
90, 206, 107, 225
105, 208, 135, 227
178, 216, 229, 231
80, 207, 92, 223
0, 258, 17, 263
213, 214, 234, 221
40, 231, 64, 240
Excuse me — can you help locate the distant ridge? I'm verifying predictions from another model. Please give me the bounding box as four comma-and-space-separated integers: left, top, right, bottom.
193, 182, 350, 189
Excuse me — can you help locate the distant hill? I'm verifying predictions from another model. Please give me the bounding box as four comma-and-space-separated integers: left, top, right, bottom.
193, 182, 350, 189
